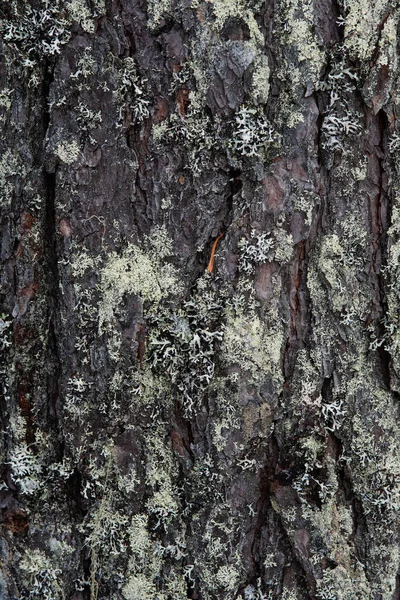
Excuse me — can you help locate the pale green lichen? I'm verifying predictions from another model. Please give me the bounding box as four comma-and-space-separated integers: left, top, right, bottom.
376, 14, 398, 67
146, 0, 172, 30
0, 88, 13, 124
308, 226, 368, 325
71, 243, 103, 278
274, 228, 294, 264
66, 0, 105, 33
385, 195, 400, 366
114, 57, 150, 126
209, 375, 241, 451
20, 549, 64, 600
343, 0, 388, 61
293, 190, 315, 227
145, 437, 180, 526
216, 564, 240, 593
70, 47, 96, 81
66, 0, 94, 33
8, 442, 43, 495
251, 54, 270, 105
122, 575, 157, 600
0, 150, 21, 207
230, 106, 275, 158
197, 0, 264, 46
128, 514, 151, 563
98, 227, 182, 332
222, 305, 283, 384
56, 140, 80, 165
151, 105, 222, 175
277, 0, 326, 83
316, 565, 371, 600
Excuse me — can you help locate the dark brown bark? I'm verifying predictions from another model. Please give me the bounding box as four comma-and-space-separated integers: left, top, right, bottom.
1, 1, 400, 599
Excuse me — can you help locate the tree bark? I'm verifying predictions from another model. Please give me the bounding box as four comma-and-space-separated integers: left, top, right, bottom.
1, 1, 400, 599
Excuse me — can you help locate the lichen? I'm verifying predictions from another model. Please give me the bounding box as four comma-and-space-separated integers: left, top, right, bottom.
146, 0, 172, 30
98, 227, 182, 332
122, 575, 157, 600
342, 0, 388, 61
66, 0, 105, 33
0, 150, 22, 208
251, 54, 270, 105
56, 140, 80, 165
7, 442, 43, 496
222, 304, 283, 384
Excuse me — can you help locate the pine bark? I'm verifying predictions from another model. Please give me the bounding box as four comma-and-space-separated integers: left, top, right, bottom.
1, 1, 400, 599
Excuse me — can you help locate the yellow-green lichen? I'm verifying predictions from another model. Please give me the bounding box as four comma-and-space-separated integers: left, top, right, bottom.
222, 306, 283, 383
122, 575, 157, 600
66, 0, 105, 33
98, 227, 182, 332
251, 54, 270, 105
56, 140, 80, 165
343, 0, 388, 61
0, 150, 21, 207
146, 0, 172, 30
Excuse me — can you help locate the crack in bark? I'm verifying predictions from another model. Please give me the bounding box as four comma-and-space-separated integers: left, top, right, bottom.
366, 107, 392, 389
42, 58, 62, 444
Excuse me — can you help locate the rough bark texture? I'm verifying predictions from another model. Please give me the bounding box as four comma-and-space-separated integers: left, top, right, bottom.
1, 1, 400, 599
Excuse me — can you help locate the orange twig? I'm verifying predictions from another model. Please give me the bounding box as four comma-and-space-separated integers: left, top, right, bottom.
207, 233, 224, 273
